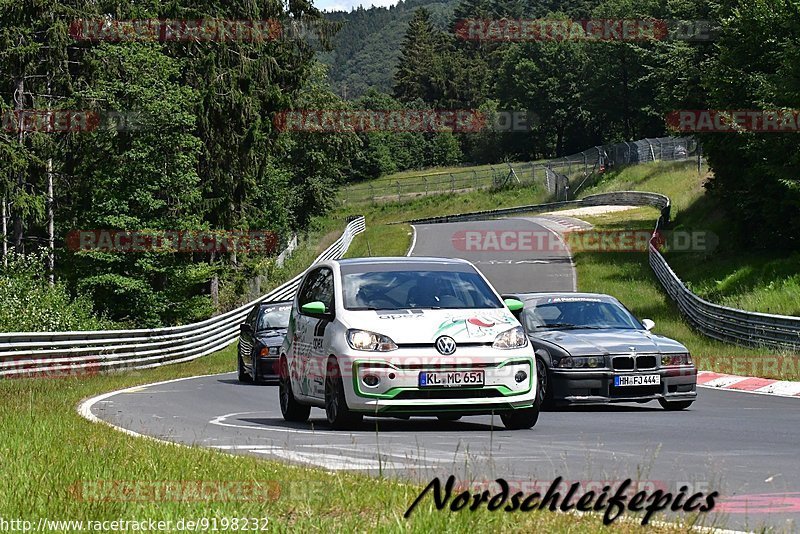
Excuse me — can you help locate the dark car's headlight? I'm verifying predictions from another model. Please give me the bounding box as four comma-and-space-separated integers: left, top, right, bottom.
346, 329, 398, 352
554, 356, 604, 368
661, 353, 693, 366
492, 327, 528, 349
259, 347, 279, 357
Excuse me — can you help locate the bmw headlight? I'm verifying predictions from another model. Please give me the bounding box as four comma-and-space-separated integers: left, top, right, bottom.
492, 326, 528, 349
346, 329, 398, 352
555, 356, 604, 368
661, 353, 693, 366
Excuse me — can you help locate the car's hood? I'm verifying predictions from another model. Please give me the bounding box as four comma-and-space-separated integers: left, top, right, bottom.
530, 329, 687, 356
256, 329, 288, 346
341, 308, 520, 345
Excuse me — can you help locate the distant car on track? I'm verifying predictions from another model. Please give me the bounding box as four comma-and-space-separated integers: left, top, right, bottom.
503, 292, 697, 410
237, 301, 292, 384
279, 257, 540, 430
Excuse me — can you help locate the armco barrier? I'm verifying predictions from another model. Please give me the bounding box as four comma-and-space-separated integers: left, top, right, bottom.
0, 216, 366, 378
405, 192, 800, 350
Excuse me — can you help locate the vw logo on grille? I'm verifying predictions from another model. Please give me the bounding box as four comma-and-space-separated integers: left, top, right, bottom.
435, 336, 457, 355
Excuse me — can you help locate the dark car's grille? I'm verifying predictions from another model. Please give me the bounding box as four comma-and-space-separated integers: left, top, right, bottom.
612, 356, 634, 370
394, 388, 502, 400
636, 355, 658, 369
612, 354, 659, 370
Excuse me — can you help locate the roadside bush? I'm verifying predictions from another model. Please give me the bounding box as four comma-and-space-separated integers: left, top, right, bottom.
0, 252, 116, 332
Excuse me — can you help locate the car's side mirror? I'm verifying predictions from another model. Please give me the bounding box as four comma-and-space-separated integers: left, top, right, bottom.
240, 323, 252, 334
642, 319, 655, 331
503, 298, 524, 313
301, 301, 327, 317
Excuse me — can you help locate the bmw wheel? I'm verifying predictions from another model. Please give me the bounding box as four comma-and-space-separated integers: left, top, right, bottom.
279, 357, 310, 422
325, 357, 362, 430
536, 358, 554, 409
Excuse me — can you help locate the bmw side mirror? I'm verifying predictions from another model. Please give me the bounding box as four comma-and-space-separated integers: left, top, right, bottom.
503, 298, 524, 313
642, 319, 655, 331
240, 323, 251, 333
301, 301, 327, 316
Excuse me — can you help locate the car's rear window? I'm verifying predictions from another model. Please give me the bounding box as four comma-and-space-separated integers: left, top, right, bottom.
340, 267, 503, 310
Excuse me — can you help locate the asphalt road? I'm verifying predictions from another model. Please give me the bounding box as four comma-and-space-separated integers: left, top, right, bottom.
89, 217, 800, 532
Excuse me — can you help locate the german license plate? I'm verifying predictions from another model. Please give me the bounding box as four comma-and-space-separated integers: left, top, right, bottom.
419, 370, 485, 387
614, 374, 661, 387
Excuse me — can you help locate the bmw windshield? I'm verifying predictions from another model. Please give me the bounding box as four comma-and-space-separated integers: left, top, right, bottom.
341, 266, 503, 311
522, 298, 642, 331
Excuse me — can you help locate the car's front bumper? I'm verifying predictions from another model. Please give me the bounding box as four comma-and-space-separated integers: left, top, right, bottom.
549, 366, 697, 405
340, 349, 538, 414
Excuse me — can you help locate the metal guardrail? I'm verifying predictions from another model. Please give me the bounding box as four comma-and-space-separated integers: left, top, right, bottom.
405, 190, 800, 350
0, 216, 366, 378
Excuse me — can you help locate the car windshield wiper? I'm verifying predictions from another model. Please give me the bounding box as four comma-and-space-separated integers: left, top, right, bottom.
256, 327, 286, 333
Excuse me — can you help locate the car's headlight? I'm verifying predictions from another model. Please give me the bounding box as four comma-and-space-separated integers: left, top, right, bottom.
554, 356, 604, 368
259, 346, 280, 357
492, 326, 528, 349
661, 353, 693, 366
346, 329, 398, 352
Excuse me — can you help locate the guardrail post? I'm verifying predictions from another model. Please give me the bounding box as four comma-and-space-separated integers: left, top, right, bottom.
450, 173, 455, 192
423, 177, 428, 196
369, 184, 375, 205
473, 170, 478, 189
396, 181, 401, 201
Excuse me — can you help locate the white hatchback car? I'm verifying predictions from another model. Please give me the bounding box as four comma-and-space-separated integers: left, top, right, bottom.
278, 257, 540, 430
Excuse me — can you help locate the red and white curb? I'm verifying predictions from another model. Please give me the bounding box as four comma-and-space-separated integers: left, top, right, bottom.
698, 371, 800, 398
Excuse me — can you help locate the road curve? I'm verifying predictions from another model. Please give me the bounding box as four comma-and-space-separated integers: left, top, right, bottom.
87, 217, 800, 532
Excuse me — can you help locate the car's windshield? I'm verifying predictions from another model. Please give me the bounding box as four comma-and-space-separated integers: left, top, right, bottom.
257, 305, 291, 331
341, 268, 503, 310
522, 298, 641, 331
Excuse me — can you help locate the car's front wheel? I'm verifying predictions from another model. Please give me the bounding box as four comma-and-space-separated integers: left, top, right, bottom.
279, 357, 310, 422
325, 358, 362, 430
659, 399, 694, 411
500, 406, 540, 430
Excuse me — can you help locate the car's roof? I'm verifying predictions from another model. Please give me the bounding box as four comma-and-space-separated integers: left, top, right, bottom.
335, 256, 472, 266
507, 292, 620, 304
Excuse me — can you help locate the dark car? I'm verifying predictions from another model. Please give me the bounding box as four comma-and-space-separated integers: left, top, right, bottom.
504, 292, 697, 410
237, 301, 292, 384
